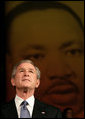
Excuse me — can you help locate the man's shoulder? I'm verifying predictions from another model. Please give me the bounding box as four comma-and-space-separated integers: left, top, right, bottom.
0, 99, 15, 110
34, 98, 62, 118
35, 98, 61, 111
0, 99, 18, 118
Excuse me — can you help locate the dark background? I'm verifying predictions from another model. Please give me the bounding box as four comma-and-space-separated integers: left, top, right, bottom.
0, 1, 6, 104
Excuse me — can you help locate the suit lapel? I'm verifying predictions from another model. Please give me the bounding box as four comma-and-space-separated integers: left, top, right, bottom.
32, 99, 47, 118
6, 99, 18, 118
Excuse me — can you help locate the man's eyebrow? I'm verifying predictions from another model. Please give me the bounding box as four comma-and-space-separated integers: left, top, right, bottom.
59, 41, 78, 49
22, 44, 46, 52
31, 45, 46, 50
29, 68, 35, 71
18, 68, 24, 70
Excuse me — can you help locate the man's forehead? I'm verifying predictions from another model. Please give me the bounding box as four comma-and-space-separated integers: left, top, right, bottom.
12, 9, 76, 24
8, 7, 83, 55
6, 2, 83, 43
10, 8, 81, 36
10, 8, 82, 41
8, 9, 83, 56
17, 63, 35, 69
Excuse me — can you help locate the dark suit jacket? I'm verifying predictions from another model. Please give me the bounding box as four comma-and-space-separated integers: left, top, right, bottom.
0, 98, 62, 118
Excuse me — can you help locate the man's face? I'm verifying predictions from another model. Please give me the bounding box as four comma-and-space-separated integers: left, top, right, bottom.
11, 62, 40, 90
7, 9, 84, 114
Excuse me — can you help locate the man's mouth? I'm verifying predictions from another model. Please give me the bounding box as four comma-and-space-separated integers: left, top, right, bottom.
41, 80, 78, 105
22, 78, 31, 82
47, 84, 77, 94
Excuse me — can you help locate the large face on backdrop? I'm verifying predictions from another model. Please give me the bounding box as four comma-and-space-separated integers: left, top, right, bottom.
6, 9, 84, 115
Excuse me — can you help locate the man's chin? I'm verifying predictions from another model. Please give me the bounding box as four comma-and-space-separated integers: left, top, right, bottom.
21, 86, 33, 91
17, 86, 29, 90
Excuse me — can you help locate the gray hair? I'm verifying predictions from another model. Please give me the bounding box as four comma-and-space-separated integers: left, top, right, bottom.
11, 59, 41, 79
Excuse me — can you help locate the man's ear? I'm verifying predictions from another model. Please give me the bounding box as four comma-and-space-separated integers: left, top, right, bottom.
36, 79, 40, 88
11, 78, 16, 87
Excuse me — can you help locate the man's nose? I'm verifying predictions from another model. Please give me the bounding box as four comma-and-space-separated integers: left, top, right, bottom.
24, 71, 29, 76
45, 54, 72, 80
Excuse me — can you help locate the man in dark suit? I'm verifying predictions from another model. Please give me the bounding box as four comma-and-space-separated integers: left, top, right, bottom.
0, 59, 62, 118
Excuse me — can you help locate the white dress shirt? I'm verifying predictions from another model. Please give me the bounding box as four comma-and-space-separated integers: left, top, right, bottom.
15, 95, 35, 118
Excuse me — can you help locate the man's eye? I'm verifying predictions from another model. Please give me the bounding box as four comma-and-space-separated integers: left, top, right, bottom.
29, 70, 33, 73
32, 54, 44, 59
19, 70, 24, 72
23, 54, 45, 60
65, 49, 82, 56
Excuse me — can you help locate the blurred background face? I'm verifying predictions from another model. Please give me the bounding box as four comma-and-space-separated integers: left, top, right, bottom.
66, 110, 73, 118
6, 9, 84, 114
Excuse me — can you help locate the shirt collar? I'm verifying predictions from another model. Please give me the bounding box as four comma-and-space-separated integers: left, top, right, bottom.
26, 95, 35, 107
15, 95, 35, 108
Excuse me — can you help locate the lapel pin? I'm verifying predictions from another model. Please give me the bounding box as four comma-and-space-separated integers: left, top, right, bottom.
41, 111, 45, 114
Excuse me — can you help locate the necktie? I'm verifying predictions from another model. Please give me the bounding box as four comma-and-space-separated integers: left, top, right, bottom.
20, 101, 30, 118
